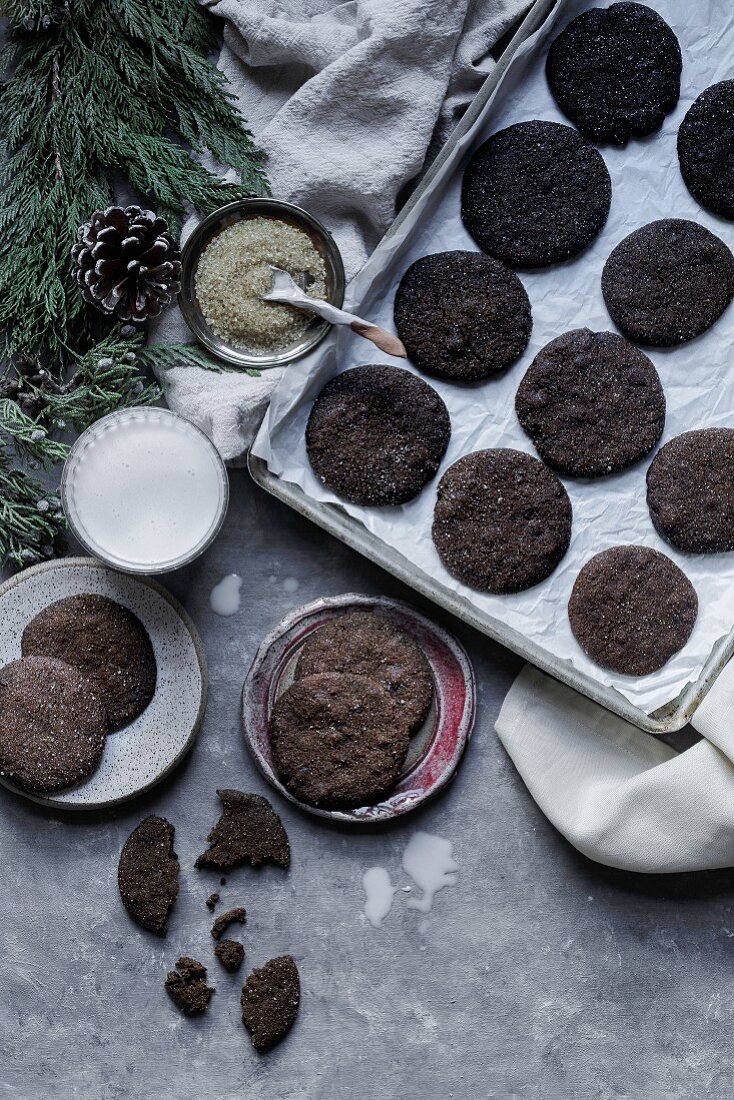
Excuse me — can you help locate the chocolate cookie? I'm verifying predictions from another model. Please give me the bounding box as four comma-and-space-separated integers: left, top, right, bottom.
294, 611, 433, 734
432, 449, 572, 593
165, 957, 214, 1016
241, 955, 300, 1052
22, 594, 156, 729
393, 251, 531, 381
678, 81, 734, 219
602, 219, 734, 346
195, 789, 290, 872
546, 2, 682, 145
270, 672, 411, 809
568, 546, 698, 676
515, 329, 665, 477
215, 940, 244, 973
118, 815, 180, 936
306, 365, 451, 506
646, 428, 734, 552
0, 656, 107, 794
461, 120, 611, 268
211, 907, 247, 941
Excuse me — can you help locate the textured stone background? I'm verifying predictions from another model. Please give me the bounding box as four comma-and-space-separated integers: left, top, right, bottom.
1, 473, 733, 1099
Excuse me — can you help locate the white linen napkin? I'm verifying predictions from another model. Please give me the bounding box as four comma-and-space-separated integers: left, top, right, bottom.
153, 0, 530, 462
495, 661, 734, 873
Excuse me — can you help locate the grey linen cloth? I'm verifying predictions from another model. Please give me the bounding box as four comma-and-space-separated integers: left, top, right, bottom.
153, 0, 530, 462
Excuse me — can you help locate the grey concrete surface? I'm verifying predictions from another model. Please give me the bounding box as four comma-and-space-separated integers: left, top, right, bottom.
1, 470, 733, 1100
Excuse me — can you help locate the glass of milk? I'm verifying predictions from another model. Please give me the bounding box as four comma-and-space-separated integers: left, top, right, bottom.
61, 407, 229, 574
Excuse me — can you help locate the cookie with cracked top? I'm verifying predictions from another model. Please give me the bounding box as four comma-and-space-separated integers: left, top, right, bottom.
678, 81, 734, 219
306, 364, 451, 506
602, 219, 734, 346
461, 120, 611, 268
515, 328, 665, 477
568, 546, 697, 676
294, 610, 433, 734
546, 2, 682, 145
646, 428, 734, 552
432, 449, 572, 594
393, 250, 531, 381
270, 672, 411, 809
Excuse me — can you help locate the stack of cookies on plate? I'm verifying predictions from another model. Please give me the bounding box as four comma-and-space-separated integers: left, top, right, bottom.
0, 595, 156, 794
269, 611, 434, 809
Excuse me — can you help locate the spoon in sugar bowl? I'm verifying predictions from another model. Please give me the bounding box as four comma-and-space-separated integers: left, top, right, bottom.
262, 267, 407, 358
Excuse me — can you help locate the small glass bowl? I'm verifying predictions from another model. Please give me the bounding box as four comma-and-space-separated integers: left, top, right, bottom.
178, 198, 346, 369
61, 408, 229, 575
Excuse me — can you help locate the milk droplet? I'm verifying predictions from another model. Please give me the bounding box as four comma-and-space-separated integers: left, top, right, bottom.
402, 831, 458, 914
362, 867, 396, 928
210, 574, 242, 616
283, 577, 299, 593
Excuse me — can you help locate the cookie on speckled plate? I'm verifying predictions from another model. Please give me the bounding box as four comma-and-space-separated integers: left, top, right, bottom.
241, 955, 300, 1052
306, 365, 451, 506
22, 594, 156, 729
515, 329, 665, 477
393, 250, 531, 381
461, 120, 611, 268
602, 219, 734, 346
646, 428, 734, 552
294, 610, 433, 734
118, 814, 180, 935
568, 546, 698, 676
0, 656, 107, 794
432, 449, 572, 594
678, 81, 734, 219
546, 2, 682, 145
270, 672, 411, 809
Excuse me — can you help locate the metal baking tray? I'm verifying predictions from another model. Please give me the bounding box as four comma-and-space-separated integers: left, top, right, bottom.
248, 0, 734, 734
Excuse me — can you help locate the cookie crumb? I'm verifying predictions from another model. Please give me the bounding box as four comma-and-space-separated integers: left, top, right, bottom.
165, 957, 214, 1016
215, 939, 245, 973
205, 892, 220, 912
211, 906, 247, 941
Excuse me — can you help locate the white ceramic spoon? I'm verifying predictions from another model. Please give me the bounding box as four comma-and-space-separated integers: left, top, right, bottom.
262, 267, 406, 358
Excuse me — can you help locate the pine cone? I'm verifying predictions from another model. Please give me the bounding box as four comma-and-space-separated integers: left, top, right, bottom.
71, 206, 181, 322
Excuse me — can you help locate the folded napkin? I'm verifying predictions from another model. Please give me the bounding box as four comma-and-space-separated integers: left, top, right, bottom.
153, 0, 530, 462
495, 661, 734, 873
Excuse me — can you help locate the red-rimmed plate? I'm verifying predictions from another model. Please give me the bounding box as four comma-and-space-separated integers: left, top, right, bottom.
241, 594, 476, 823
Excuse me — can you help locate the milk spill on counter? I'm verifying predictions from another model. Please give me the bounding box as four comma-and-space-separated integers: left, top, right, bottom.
402, 832, 459, 914
210, 574, 242, 616
362, 867, 397, 928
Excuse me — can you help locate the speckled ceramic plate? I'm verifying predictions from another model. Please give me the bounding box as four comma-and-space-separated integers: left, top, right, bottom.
241, 594, 475, 823
0, 557, 207, 810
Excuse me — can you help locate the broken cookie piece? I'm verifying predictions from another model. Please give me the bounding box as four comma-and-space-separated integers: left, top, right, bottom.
215, 939, 245, 973
211, 906, 247, 941
205, 892, 220, 912
165, 957, 214, 1016
195, 790, 290, 872
241, 955, 300, 1052
118, 815, 179, 936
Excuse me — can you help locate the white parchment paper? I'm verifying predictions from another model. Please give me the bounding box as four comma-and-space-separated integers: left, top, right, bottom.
253, 0, 734, 716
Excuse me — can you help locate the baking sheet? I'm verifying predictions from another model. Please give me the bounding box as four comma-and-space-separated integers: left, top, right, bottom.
253, 0, 734, 716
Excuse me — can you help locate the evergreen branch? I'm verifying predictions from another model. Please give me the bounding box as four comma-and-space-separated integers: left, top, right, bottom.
138, 341, 262, 377
0, 399, 69, 466
0, 458, 67, 571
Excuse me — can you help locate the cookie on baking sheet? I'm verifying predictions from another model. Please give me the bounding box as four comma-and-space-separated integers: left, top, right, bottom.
118, 814, 180, 936
460, 120, 611, 268
269, 672, 411, 809
306, 364, 451, 506
241, 955, 300, 1052
646, 428, 734, 552
432, 449, 572, 594
515, 328, 665, 477
678, 81, 734, 219
568, 546, 698, 676
294, 610, 433, 734
393, 250, 531, 381
0, 656, 107, 794
602, 219, 734, 347
22, 594, 156, 729
546, 2, 682, 145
